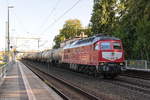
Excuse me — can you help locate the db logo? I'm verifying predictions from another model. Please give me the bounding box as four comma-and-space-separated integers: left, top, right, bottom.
111, 52, 115, 56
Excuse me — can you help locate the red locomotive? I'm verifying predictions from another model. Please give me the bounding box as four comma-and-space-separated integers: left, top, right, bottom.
62, 34, 125, 78
23, 34, 126, 78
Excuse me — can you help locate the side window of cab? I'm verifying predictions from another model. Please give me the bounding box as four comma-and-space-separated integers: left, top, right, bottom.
94, 43, 99, 50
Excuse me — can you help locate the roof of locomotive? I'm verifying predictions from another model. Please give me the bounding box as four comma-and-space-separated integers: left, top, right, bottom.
63, 34, 120, 49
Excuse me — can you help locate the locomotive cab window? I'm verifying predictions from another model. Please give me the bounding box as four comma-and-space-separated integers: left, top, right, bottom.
100, 42, 111, 50
94, 43, 99, 50
113, 42, 121, 49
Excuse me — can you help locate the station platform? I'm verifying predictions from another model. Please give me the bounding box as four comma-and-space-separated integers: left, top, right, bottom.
0, 61, 63, 100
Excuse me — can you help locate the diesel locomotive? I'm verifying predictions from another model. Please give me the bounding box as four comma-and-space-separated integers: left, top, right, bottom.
23, 34, 126, 78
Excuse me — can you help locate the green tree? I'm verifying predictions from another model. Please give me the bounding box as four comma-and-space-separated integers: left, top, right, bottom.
117, 0, 150, 59
60, 19, 82, 39
134, 19, 150, 60
91, 0, 117, 34
53, 19, 83, 48
91, 0, 150, 60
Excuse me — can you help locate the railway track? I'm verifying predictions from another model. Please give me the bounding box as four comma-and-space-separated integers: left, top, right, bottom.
121, 70, 150, 80
116, 76, 150, 89
22, 60, 150, 100
104, 79, 150, 95
22, 61, 100, 100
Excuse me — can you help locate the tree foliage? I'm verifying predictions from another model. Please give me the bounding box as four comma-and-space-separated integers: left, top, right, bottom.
91, 0, 150, 60
91, 0, 117, 34
60, 19, 82, 39
53, 19, 91, 48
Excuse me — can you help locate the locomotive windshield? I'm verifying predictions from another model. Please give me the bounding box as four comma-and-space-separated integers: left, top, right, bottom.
100, 42, 122, 50
101, 42, 111, 50
113, 42, 121, 49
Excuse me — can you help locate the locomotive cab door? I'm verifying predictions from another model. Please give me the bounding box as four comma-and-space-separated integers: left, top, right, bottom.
90, 42, 99, 65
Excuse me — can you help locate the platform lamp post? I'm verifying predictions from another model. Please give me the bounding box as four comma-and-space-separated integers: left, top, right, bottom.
7, 6, 14, 62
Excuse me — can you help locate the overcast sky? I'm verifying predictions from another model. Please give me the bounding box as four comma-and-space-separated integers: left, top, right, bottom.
0, 0, 93, 51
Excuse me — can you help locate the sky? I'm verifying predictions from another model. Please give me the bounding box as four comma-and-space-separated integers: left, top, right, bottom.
0, 0, 93, 51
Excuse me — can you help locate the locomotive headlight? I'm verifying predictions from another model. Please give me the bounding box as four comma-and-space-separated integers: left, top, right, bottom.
120, 63, 123, 65
100, 62, 104, 65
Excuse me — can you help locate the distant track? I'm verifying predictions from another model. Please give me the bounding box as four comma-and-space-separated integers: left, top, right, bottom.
104, 79, 150, 95
121, 69, 150, 80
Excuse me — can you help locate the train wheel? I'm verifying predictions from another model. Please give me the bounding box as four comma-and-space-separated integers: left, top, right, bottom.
93, 65, 99, 77
88, 70, 93, 75
78, 65, 82, 72
94, 70, 99, 77
94, 73, 98, 77
69, 64, 72, 70
74, 64, 78, 71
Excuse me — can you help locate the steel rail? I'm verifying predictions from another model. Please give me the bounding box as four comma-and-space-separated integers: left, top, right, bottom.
121, 70, 150, 80
104, 79, 150, 95
23, 61, 99, 100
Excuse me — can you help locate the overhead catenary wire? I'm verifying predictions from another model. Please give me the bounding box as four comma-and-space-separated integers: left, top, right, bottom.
40, 0, 82, 35
36, 0, 61, 33
14, 12, 29, 34
13, 12, 51, 50
10, 0, 82, 50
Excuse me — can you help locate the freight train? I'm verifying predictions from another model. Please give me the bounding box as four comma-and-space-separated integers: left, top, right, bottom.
22, 34, 126, 78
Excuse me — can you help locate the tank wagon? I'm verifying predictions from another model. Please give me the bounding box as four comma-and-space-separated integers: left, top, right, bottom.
23, 34, 126, 78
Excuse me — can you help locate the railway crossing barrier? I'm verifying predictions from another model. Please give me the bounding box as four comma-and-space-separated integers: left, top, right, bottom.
125, 60, 150, 71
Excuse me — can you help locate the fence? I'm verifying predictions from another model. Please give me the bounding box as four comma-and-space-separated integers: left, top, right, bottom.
0, 64, 7, 86
125, 60, 150, 71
